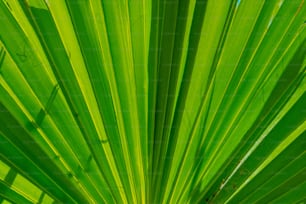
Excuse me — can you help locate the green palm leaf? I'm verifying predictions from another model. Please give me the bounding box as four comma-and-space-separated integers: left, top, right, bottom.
0, 0, 305, 203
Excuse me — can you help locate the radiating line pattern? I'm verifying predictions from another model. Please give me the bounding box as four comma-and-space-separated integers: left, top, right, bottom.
0, 0, 305, 203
